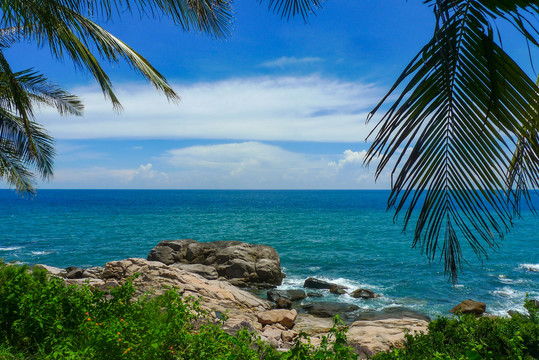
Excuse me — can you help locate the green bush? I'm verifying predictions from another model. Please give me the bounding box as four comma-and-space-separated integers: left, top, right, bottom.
0, 262, 358, 360
373, 300, 539, 360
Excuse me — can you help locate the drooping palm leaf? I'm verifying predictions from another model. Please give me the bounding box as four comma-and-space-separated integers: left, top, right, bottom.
263, 0, 324, 21
366, 0, 539, 282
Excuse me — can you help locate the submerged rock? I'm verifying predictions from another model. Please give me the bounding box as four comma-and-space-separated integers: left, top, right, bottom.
329, 284, 348, 295
450, 299, 486, 316
147, 239, 285, 288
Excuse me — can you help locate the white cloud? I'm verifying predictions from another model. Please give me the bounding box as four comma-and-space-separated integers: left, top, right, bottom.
328, 149, 367, 169
49, 163, 169, 188
36, 75, 383, 142
38, 143, 394, 189
259, 56, 323, 68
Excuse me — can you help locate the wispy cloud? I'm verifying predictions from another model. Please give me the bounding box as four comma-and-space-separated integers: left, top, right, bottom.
36, 75, 383, 142
259, 56, 324, 68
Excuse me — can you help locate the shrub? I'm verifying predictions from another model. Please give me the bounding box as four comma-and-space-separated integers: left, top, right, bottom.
373, 300, 539, 360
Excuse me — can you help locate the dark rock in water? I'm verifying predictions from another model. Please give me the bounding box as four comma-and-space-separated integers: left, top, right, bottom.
302, 302, 360, 318
354, 307, 431, 322
147, 239, 285, 288
303, 277, 336, 290
66, 267, 84, 279
307, 292, 324, 298
275, 297, 293, 309
267, 289, 307, 302
450, 299, 486, 316
329, 284, 347, 295
350, 288, 380, 299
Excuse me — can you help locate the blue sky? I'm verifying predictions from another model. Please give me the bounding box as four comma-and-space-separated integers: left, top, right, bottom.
4, 1, 538, 189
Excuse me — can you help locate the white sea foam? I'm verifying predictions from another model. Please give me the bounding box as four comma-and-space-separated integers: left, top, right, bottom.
0, 246, 22, 251
31, 251, 53, 256
519, 263, 539, 272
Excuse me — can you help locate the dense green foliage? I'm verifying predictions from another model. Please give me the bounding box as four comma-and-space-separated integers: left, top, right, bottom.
0, 263, 358, 360
373, 301, 539, 360
1, 262, 537, 359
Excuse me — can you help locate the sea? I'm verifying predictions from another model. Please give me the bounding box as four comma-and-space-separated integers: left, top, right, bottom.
1, 189, 537, 319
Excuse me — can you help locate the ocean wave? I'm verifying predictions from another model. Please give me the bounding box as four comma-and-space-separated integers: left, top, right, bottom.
0, 246, 22, 251
31, 251, 53, 256
519, 263, 539, 272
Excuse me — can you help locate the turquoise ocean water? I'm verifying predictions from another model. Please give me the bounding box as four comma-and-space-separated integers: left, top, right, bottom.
1, 189, 537, 318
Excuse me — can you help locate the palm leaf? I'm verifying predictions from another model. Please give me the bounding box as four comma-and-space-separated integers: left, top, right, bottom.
366, 0, 539, 283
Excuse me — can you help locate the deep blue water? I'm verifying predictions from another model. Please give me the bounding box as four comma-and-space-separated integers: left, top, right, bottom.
1, 189, 537, 318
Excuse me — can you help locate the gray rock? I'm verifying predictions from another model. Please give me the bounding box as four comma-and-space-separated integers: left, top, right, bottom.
170, 263, 218, 280
275, 297, 293, 309
35, 264, 67, 278
350, 288, 380, 299
267, 289, 307, 302
354, 307, 431, 322
450, 299, 486, 316
302, 302, 360, 318
147, 245, 175, 265
147, 239, 285, 288
66, 268, 84, 279
303, 277, 335, 290
330, 284, 347, 295
307, 292, 324, 298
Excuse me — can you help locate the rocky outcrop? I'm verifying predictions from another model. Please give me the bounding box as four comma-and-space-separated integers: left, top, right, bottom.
351, 289, 380, 299
147, 239, 284, 288
450, 299, 486, 316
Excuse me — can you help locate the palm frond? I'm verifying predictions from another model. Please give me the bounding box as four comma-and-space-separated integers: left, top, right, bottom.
262, 0, 323, 21
366, 0, 539, 283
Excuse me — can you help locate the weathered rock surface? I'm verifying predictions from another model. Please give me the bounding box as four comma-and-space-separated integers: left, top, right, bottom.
351, 288, 380, 299
267, 289, 306, 302
66, 267, 84, 279
330, 284, 348, 295
147, 239, 284, 288
303, 277, 336, 290
354, 307, 431, 322
275, 297, 292, 309
35, 264, 67, 278
257, 309, 297, 329
302, 302, 360, 318
347, 318, 428, 354
450, 299, 486, 316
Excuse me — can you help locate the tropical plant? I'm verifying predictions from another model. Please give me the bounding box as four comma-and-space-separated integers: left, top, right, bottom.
364, 1, 539, 282
0, 28, 83, 193
0, 0, 235, 192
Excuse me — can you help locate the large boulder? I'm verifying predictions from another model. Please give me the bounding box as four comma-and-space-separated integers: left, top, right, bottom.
147, 240, 284, 288
256, 309, 297, 329
450, 299, 486, 316
302, 302, 360, 318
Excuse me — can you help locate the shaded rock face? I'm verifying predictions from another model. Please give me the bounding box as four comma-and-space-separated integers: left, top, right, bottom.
302, 302, 360, 318
350, 289, 380, 299
450, 299, 486, 316
303, 277, 335, 290
147, 239, 284, 288
267, 289, 306, 302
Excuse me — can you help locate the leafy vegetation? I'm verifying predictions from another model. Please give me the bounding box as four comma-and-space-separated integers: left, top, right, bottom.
0, 262, 358, 360
373, 300, 539, 360
1, 261, 537, 359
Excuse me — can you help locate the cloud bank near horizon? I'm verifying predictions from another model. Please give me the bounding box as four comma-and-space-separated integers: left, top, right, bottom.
37, 75, 383, 142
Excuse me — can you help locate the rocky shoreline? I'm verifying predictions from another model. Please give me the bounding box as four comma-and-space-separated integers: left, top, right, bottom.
34, 239, 534, 358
